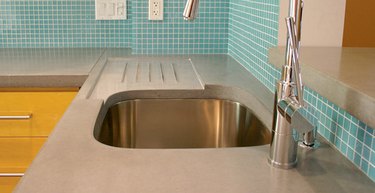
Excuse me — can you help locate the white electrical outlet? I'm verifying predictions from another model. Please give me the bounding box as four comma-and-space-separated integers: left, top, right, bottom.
95, 0, 127, 20
149, 0, 163, 21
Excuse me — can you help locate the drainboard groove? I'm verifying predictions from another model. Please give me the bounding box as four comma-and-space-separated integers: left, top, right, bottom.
106, 59, 204, 90
160, 63, 165, 82
172, 63, 179, 82
135, 63, 140, 82
148, 63, 151, 82
121, 62, 128, 83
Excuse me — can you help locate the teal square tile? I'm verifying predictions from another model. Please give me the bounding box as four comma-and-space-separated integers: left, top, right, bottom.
363, 145, 370, 162
364, 132, 373, 148
361, 160, 369, 173
349, 123, 358, 136
355, 141, 363, 154
354, 153, 362, 167
369, 165, 375, 182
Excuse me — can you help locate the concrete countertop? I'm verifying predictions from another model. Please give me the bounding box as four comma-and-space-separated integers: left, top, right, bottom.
269, 47, 375, 129
1, 49, 372, 192
0, 48, 106, 87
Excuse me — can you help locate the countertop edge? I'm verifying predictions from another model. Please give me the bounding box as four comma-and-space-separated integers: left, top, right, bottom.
0, 75, 88, 88
268, 47, 375, 129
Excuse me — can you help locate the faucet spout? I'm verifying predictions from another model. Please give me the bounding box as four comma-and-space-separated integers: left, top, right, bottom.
183, 0, 199, 21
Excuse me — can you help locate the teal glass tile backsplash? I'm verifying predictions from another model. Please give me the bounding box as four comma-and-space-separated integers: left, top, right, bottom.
1, 0, 374, 182
227, 0, 374, 182
0, 0, 132, 48
131, 1, 228, 54
0, 0, 228, 54
228, 0, 280, 91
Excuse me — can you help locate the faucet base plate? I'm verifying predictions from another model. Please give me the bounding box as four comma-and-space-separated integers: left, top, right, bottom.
267, 157, 297, 169
298, 140, 320, 149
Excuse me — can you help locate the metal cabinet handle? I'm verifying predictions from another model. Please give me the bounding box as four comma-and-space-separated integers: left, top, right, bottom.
0, 114, 32, 120
0, 173, 24, 177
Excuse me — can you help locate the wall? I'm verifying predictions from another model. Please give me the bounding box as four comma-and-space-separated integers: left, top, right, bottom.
277, 0, 346, 46
0, 0, 132, 48
343, 0, 375, 47
0, 0, 228, 54
228, 0, 280, 90
0, 0, 374, 182
131, 1, 228, 54
228, 0, 374, 182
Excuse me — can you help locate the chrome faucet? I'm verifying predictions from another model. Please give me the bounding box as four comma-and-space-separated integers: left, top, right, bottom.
268, 0, 316, 169
183, 0, 199, 21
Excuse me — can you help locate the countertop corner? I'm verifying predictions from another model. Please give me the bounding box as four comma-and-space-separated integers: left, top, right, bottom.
268, 46, 375, 129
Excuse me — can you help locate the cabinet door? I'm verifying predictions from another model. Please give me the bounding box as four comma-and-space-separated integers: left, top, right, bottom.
0, 88, 78, 192
0, 177, 21, 193
0, 89, 78, 137
0, 138, 46, 193
0, 138, 46, 173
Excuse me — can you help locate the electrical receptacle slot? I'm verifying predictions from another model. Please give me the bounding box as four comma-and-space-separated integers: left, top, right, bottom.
149, 0, 163, 20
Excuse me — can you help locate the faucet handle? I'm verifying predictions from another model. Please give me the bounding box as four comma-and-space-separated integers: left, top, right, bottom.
278, 98, 315, 134
291, 108, 315, 134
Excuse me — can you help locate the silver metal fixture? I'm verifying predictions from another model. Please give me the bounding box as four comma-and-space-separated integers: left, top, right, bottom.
0, 173, 24, 177
183, 0, 199, 21
95, 99, 271, 148
0, 114, 32, 120
268, 0, 317, 169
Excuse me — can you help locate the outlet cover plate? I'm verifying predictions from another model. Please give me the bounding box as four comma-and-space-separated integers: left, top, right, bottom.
149, 0, 163, 20
96, 0, 127, 20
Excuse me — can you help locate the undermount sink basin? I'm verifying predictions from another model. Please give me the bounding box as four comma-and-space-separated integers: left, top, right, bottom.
94, 99, 271, 148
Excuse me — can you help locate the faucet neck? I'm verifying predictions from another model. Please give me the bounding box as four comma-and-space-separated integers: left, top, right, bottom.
279, 0, 304, 105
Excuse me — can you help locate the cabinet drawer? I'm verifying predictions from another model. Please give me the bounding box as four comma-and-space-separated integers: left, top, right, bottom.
0, 137, 46, 173
0, 136, 47, 193
0, 177, 21, 193
0, 89, 77, 137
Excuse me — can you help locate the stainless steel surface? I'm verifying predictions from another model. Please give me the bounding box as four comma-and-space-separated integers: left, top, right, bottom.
302, 128, 316, 147
269, 0, 316, 169
276, 98, 314, 134
0, 173, 24, 177
183, 0, 199, 21
0, 114, 32, 120
95, 99, 271, 148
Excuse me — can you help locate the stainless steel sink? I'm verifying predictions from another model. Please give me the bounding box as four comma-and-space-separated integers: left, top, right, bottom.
94, 99, 271, 148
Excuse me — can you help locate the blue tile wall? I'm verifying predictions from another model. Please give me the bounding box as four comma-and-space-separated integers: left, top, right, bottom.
228, 0, 280, 91
131, 1, 228, 54
0, 0, 228, 54
227, 0, 374, 182
1, 0, 374, 182
0, 0, 132, 48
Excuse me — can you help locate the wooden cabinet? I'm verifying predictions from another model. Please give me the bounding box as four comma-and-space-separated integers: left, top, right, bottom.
0, 88, 78, 193
343, 0, 375, 47
0, 177, 20, 193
